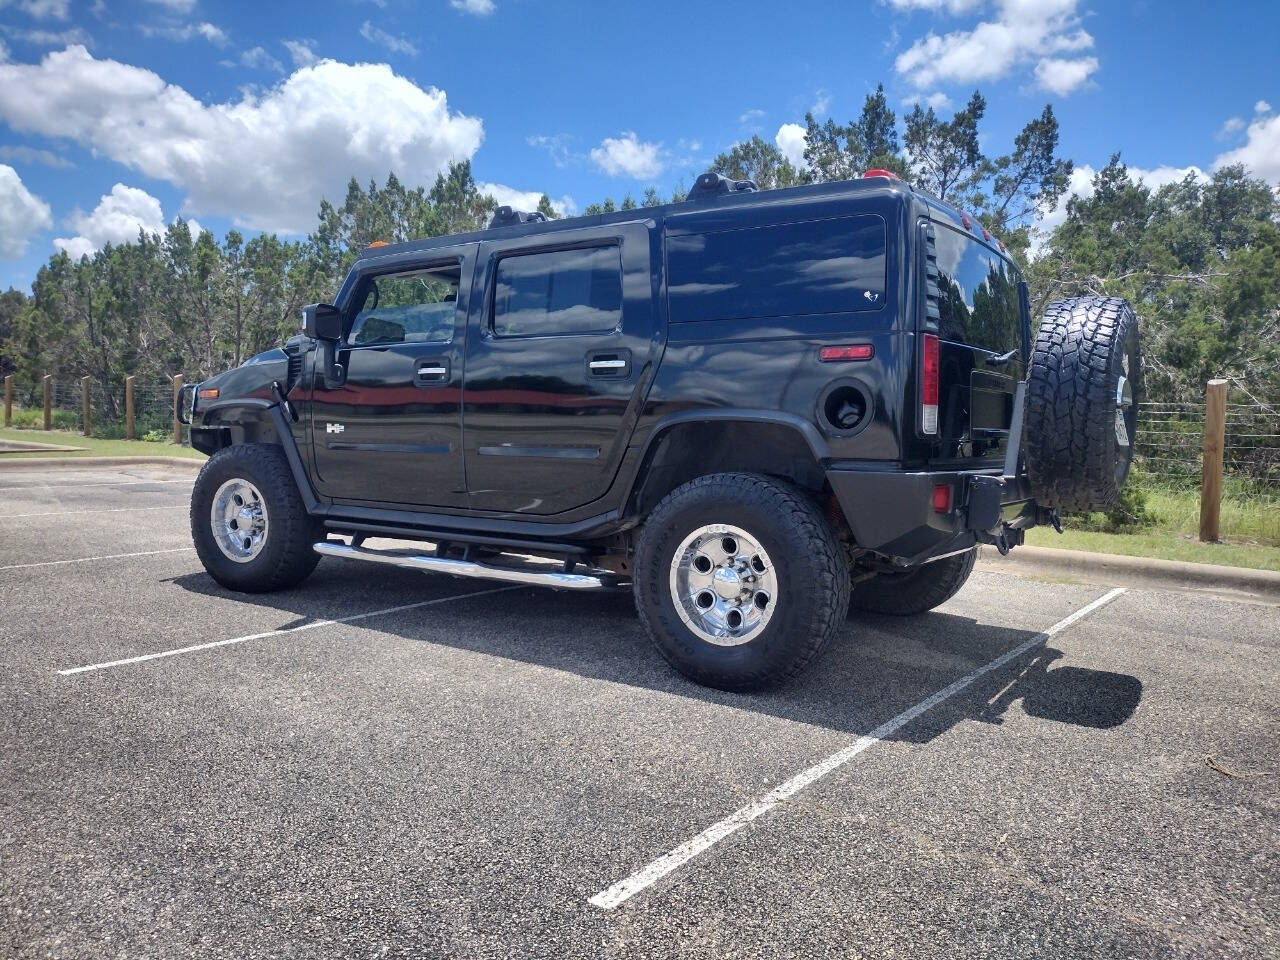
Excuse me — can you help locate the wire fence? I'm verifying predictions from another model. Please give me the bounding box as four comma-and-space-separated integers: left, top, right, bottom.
5, 377, 181, 440
1136, 401, 1280, 492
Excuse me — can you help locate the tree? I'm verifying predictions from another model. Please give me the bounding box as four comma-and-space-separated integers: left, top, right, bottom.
903, 90, 986, 203
710, 135, 805, 189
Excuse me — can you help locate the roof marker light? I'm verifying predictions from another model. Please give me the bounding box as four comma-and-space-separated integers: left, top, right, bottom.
961, 214, 972, 230
863, 169, 899, 179
981, 226, 991, 240
368, 240, 389, 248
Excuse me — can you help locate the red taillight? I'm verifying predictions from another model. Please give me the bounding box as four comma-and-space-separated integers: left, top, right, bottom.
863, 168, 899, 179
921, 333, 939, 435
932, 483, 952, 513
819, 344, 874, 362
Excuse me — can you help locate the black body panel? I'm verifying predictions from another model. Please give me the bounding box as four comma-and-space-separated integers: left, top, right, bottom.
190, 174, 1039, 565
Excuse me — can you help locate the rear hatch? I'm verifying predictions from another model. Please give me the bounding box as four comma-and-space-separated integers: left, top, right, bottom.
917, 218, 1029, 468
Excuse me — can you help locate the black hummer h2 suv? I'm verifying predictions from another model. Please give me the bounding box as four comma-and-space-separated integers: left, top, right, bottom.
181, 170, 1140, 691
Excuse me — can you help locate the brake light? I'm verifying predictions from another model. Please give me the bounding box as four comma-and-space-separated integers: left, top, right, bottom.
932, 483, 952, 513
863, 169, 899, 179
921, 333, 939, 435
819, 344, 874, 362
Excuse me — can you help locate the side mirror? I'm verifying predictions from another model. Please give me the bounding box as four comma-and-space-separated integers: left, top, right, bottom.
301, 303, 342, 341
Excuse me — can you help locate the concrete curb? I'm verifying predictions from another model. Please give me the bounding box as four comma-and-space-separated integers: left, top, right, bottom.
0, 455, 203, 471
978, 543, 1280, 602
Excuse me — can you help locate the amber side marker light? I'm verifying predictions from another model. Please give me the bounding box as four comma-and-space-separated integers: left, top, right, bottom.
819, 344, 874, 362
368, 240, 390, 248
198, 388, 219, 400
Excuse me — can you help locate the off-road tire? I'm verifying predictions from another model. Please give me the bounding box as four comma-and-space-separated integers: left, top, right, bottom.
849, 548, 976, 616
1025, 296, 1141, 512
191, 443, 322, 592
634, 473, 850, 691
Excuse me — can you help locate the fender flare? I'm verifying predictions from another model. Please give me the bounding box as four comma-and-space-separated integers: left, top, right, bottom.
195, 398, 319, 513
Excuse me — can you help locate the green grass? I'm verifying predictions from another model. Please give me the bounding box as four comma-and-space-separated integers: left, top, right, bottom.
1025, 527, 1280, 572
0, 425, 205, 460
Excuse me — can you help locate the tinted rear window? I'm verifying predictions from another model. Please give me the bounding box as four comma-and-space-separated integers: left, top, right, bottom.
667, 214, 887, 323
933, 223, 1022, 354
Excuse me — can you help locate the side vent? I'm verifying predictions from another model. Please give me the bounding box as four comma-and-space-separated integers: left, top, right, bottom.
687, 172, 759, 203
489, 206, 549, 229
284, 343, 304, 392
921, 222, 941, 332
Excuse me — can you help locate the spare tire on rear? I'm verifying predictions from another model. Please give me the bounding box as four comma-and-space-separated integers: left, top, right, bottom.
1025, 296, 1140, 513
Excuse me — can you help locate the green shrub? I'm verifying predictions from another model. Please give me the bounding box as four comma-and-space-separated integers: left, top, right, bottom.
7, 406, 81, 430
1066, 467, 1155, 533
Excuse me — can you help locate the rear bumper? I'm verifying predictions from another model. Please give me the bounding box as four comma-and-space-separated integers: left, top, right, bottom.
826, 465, 1040, 565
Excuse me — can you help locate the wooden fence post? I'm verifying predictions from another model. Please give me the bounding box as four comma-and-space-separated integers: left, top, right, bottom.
3, 375, 11, 427
81, 376, 92, 436
172, 374, 184, 445
1199, 378, 1228, 543
125, 375, 136, 440
43, 375, 52, 430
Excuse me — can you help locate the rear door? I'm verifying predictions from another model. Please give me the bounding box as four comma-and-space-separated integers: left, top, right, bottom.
461, 222, 657, 515
309, 247, 474, 507
927, 221, 1026, 467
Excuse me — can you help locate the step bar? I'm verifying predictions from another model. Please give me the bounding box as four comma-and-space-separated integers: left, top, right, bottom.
313, 540, 625, 591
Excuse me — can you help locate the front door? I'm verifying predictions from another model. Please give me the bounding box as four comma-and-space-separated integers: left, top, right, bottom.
310, 248, 474, 508
462, 224, 657, 515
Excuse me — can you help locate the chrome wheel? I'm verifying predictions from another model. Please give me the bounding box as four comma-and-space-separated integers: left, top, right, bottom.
210, 477, 269, 563
669, 523, 777, 646
1115, 348, 1134, 449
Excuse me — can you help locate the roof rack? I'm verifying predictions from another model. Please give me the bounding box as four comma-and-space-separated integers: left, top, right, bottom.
687, 172, 759, 203
489, 206, 548, 229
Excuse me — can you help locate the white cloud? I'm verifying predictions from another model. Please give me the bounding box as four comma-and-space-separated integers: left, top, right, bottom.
477, 182, 574, 217
240, 45, 282, 72
54, 183, 165, 258
527, 133, 574, 167
904, 90, 953, 110
451, 0, 495, 14
884, 0, 983, 12
1033, 56, 1097, 96
2, 25, 92, 46
0, 144, 72, 167
1214, 111, 1280, 185
0, 0, 71, 19
282, 38, 317, 68
1217, 115, 1245, 139
0, 46, 485, 234
1256, 100, 1272, 115
0, 164, 52, 259
590, 131, 664, 179
0, 37, 8, 61
53, 184, 208, 259
140, 21, 227, 45
739, 108, 765, 125
895, 0, 1095, 95
775, 122, 808, 169
359, 20, 417, 56
143, 0, 196, 11
811, 89, 831, 116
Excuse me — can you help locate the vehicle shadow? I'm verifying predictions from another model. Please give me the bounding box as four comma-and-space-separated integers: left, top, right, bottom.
167, 560, 1142, 742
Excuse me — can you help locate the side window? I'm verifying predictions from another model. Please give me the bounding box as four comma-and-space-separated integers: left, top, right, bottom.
349, 263, 461, 347
666, 214, 887, 324
933, 225, 1021, 355
492, 246, 623, 338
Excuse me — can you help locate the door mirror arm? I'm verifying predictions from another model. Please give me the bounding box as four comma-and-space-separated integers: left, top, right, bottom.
302, 303, 346, 388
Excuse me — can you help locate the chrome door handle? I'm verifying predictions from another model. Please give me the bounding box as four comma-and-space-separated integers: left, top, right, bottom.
588, 359, 627, 371
418, 365, 448, 376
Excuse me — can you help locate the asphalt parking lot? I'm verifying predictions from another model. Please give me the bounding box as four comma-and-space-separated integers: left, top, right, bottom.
1, 463, 1276, 959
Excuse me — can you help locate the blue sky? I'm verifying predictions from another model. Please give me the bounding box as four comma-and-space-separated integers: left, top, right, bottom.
1, 0, 1277, 291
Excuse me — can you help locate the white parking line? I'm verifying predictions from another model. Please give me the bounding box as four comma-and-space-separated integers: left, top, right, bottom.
57, 585, 522, 676
0, 505, 187, 519
0, 478, 194, 489
0, 547, 194, 571
588, 586, 1129, 910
